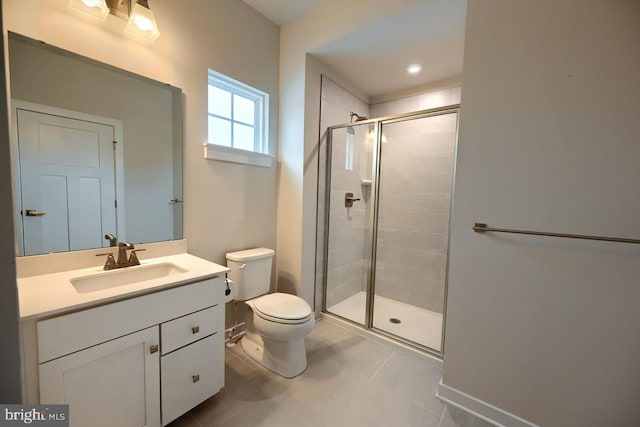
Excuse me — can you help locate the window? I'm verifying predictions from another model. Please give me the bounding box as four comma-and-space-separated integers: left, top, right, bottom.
206, 69, 270, 166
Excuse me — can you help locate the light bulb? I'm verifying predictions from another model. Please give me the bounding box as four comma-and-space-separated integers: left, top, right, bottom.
127, 1, 161, 41
407, 64, 423, 74
68, 0, 109, 21
134, 15, 153, 31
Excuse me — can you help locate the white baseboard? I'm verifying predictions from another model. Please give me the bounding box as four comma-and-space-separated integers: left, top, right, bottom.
437, 380, 538, 427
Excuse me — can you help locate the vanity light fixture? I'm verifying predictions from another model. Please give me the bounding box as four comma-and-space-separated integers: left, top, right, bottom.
67, 0, 160, 41
407, 64, 423, 75
126, 0, 161, 41
68, 0, 110, 21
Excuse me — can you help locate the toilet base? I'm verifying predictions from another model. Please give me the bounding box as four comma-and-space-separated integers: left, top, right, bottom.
240, 331, 308, 378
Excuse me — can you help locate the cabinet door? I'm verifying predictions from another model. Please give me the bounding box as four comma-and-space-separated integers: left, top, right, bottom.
39, 326, 160, 427
161, 333, 224, 425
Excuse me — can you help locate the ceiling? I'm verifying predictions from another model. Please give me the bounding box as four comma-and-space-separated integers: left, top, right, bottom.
244, 0, 467, 100
243, 0, 325, 26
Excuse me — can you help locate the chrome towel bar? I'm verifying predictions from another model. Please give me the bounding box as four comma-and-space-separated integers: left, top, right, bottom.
472, 223, 640, 245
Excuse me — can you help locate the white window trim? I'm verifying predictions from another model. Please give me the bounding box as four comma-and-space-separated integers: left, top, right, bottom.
206, 69, 270, 164
203, 143, 275, 168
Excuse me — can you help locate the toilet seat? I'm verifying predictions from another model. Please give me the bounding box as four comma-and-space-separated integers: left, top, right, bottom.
253, 293, 312, 325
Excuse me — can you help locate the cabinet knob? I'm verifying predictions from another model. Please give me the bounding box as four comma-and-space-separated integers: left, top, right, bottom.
150, 344, 159, 354
192, 374, 200, 383
192, 326, 200, 334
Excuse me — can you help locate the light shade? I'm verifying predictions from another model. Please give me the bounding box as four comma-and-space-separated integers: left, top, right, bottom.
68, 0, 110, 21
127, 0, 160, 41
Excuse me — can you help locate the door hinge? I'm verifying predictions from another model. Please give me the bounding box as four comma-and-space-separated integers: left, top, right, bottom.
115, 200, 118, 208
113, 141, 117, 150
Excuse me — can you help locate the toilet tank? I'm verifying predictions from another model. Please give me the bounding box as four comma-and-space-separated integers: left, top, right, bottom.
225, 248, 275, 300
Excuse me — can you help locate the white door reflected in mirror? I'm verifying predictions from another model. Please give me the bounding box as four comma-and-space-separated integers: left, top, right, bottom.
16, 107, 119, 256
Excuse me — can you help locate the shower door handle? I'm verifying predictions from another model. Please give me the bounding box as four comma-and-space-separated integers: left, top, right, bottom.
345, 192, 361, 208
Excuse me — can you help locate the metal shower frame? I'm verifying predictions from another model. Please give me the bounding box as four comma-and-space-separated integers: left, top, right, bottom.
321, 104, 461, 358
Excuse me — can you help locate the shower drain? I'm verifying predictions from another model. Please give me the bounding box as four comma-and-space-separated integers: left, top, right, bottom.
389, 318, 402, 324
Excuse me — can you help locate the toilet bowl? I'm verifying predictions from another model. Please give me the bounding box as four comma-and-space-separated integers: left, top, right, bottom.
226, 248, 314, 378
241, 293, 314, 378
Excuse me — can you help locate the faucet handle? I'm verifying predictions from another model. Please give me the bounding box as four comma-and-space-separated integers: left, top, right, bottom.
96, 252, 117, 270
128, 249, 146, 265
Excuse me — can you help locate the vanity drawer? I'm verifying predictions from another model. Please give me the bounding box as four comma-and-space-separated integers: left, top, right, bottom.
161, 305, 221, 355
161, 333, 224, 425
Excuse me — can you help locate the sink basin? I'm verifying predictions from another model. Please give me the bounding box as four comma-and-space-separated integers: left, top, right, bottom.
70, 263, 188, 293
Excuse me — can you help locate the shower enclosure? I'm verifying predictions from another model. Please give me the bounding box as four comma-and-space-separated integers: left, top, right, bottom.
320, 105, 459, 355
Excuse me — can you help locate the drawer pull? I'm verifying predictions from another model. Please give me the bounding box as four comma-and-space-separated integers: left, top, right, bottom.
150, 344, 159, 354
192, 374, 200, 383
192, 326, 200, 334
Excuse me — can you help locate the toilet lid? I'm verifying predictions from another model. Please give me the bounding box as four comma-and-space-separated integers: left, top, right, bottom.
253, 293, 312, 321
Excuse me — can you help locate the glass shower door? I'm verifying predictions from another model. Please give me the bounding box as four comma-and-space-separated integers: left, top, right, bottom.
323, 122, 376, 325
372, 111, 458, 351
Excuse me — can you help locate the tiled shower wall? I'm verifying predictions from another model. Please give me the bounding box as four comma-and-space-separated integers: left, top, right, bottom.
369, 86, 461, 118
325, 125, 373, 310
374, 114, 458, 313
316, 76, 370, 314
371, 88, 460, 314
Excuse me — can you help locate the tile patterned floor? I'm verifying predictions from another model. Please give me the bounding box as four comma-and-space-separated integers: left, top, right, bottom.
167, 319, 492, 427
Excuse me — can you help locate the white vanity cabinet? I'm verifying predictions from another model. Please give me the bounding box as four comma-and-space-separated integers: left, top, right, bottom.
161, 330, 223, 424
34, 276, 225, 427
39, 326, 161, 427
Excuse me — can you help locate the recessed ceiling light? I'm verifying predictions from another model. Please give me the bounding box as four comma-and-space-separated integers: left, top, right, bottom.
407, 64, 423, 75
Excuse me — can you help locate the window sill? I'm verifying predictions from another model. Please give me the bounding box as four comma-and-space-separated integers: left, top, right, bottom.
203, 143, 275, 168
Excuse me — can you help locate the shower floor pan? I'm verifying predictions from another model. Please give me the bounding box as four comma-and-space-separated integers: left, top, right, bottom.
327, 291, 442, 351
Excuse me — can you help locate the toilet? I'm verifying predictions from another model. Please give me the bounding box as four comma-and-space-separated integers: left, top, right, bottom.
226, 248, 314, 378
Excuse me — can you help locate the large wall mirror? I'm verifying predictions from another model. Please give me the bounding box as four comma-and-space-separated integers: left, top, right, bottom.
8, 32, 183, 256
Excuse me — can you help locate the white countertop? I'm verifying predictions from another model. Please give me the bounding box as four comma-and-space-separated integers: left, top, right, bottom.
18, 253, 229, 320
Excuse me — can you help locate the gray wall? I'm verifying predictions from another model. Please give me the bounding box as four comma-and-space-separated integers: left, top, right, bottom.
443, 1, 640, 425
0, 7, 22, 402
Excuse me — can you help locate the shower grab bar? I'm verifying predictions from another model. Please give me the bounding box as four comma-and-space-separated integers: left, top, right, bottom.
472, 222, 640, 245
